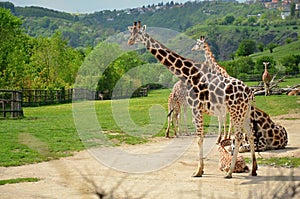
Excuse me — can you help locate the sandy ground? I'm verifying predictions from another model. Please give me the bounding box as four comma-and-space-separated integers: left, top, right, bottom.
0, 114, 299, 199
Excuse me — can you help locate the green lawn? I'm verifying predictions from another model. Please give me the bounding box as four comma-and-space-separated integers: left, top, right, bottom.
0, 83, 299, 167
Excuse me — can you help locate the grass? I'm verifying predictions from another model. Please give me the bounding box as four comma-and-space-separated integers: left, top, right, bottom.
250, 40, 300, 62
0, 178, 40, 186
245, 157, 300, 168
0, 80, 299, 167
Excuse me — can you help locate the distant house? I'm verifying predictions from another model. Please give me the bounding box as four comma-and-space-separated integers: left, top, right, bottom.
281, 11, 290, 19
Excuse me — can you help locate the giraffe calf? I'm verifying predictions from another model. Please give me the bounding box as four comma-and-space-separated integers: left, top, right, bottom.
166, 92, 181, 137
165, 81, 189, 138
218, 139, 249, 173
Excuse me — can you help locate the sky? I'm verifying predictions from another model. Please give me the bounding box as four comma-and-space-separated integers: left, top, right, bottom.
6, 0, 193, 13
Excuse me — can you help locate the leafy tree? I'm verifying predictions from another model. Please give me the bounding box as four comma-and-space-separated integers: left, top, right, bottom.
290, 3, 296, 18
0, 8, 26, 89
97, 51, 145, 98
280, 54, 300, 74
236, 39, 256, 56
29, 32, 83, 89
266, 42, 278, 53
254, 56, 276, 75
257, 42, 264, 52
223, 15, 235, 25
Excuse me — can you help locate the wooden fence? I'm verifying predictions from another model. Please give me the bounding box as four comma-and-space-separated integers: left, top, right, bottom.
22, 87, 148, 106
0, 87, 148, 118
0, 90, 23, 118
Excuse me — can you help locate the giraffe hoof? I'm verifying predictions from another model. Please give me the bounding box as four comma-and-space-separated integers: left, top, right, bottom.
192, 170, 204, 177
224, 174, 232, 179
251, 171, 257, 176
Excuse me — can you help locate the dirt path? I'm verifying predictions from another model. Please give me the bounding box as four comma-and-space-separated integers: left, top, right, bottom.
0, 114, 299, 199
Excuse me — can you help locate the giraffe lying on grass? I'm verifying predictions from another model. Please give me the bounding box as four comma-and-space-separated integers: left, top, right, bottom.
238, 106, 288, 152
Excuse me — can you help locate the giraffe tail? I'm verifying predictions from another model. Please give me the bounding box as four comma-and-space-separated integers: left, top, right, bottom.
167, 109, 174, 117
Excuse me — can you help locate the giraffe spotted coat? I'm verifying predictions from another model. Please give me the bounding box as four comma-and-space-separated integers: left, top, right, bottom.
218, 139, 249, 173
166, 80, 188, 137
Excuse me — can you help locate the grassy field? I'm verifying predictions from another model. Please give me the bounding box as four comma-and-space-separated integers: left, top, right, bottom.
250, 40, 300, 62
0, 78, 299, 167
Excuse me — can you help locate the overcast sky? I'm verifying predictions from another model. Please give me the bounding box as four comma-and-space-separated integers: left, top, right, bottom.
6, 0, 193, 13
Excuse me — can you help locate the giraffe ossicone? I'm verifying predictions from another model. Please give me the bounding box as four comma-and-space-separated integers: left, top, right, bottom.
127, 21, 258, 178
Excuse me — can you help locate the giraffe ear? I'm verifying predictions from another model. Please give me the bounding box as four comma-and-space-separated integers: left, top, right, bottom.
128, 26, 133, 31
142, 25, 147, 32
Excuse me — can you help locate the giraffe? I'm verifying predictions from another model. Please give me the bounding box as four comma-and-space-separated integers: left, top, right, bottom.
218, 139, 249, 173
237, 106, 288, 152
288, 89, 300, 96
166, 80, 189, 137
262, 62, 271, 96
127, 21, 257, 178
191, 36, 232, 143
192, 37, 288, 153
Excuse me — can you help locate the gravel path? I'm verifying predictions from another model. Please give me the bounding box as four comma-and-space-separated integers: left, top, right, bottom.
0, 114, 299, 199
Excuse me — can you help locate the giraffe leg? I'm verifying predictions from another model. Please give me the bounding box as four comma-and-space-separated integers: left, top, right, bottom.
216, 116, 223, 144
183, 104, 189, 135
226, 118, 233, 139
225, 129, 243, 179
166, 109, 173, 138
175, 112, 179, 137
245, 115, 258, 176
192, 110, 205, 177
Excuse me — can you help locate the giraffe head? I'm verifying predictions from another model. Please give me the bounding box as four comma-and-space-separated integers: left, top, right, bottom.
263, 62, 270, 69
127, 21, 146, 46
191, 36, 206, 51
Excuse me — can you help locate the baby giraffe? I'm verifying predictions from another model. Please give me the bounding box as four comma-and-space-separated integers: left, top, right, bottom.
218, 139, 249, 173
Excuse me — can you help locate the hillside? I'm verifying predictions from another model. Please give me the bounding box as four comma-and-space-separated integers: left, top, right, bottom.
250, 40, 300, 61
1, 1, 300, 60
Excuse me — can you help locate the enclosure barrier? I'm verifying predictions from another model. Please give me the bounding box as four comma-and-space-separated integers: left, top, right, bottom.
0, 87, 148, 118
0, 90, 23, 118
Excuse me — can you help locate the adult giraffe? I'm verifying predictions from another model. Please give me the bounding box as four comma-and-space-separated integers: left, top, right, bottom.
262, 62, 271, 96
192, 36, 232, 143
127, 21, 257, 178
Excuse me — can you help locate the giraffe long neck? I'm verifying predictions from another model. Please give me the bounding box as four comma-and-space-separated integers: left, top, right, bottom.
141, 33, 201, 82
204, 43, 229, 78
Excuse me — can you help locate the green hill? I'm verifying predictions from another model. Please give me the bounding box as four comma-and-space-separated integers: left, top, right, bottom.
250, 40, 300, 61
1, 1, 300, 60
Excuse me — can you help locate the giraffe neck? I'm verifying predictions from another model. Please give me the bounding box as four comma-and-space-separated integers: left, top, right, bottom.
141, 33, 204, 82
204, 43, 229, 77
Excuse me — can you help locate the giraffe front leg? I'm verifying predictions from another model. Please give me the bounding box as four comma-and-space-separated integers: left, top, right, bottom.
216, 116, 223, 144
192, 111, 205, 177
193, 135, 204, 177
225, 130, 243, 179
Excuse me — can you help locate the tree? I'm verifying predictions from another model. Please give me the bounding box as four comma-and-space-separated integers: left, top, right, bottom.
236, 39, 256, 56
290, 3, 296, 18
223, 15, 235, 25
254, 56, 276, 75
257, 42, 264, 52
0, 8, 26, 89
280, 55, 300, 74
266, 43, 278, 53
